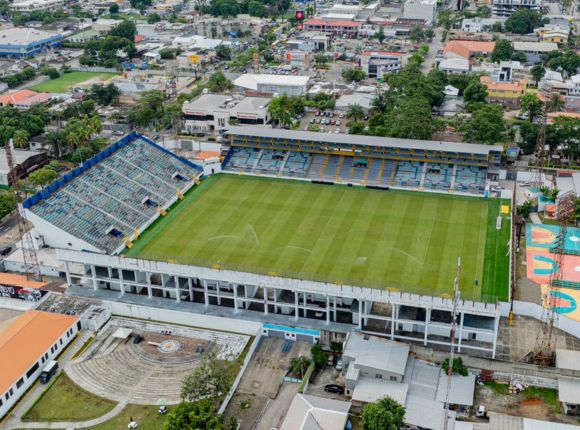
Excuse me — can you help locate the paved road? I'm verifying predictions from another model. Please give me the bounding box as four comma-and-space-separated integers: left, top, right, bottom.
422, 27, 445, 73
254, 383, 298, 430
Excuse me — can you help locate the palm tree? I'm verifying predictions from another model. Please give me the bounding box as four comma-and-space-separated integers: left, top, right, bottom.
546, 93, 564, 113
371, 91, 388, 114
346, 103, 365, 123
12, 130, 29, 149
45, 130, 64, 157
87, 116, 103, 136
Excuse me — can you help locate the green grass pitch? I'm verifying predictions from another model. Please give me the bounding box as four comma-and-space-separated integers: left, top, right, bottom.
126, 175, 510, 302
30, 72, 116, 93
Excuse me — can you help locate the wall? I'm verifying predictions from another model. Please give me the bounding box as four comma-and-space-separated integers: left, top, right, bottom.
513, 300, 580, 339
105, 300, 262, 336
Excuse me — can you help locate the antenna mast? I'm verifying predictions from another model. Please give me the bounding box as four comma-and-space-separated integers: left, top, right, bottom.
443, 257, 461, 430
4, 141, 42, 282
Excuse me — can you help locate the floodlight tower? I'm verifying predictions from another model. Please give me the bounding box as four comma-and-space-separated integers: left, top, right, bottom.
4, 141, 42, 282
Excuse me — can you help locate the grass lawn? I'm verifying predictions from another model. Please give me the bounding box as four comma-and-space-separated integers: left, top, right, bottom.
86, 404, 167, 430
30, 72, 116, 93
522, 387, 560, 412
483, 381, 510, 395
127, 175, 510, 302
22, 373, 116, 422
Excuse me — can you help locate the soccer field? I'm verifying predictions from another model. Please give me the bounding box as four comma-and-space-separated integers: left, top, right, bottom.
30, 72, 116, 93
127, 175, 510, 302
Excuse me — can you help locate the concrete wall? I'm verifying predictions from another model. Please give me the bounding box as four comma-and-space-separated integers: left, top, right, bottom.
513, 300, 580, 339
104, 300, 262, 336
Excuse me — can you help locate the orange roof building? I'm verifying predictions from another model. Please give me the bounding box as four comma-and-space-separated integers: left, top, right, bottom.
0, 273, 48, 290
0, 89, 51, 109
480, 75, 528, 109
0, 310, 79, 417
443, 40, 495, 60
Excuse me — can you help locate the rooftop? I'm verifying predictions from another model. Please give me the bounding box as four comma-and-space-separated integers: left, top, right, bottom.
352, 378, 409, 405
434, 371, 475, 406
224, 126, 504, 155
0, 273, 48, 290
279, 393, 351, 430
343, 333, 409, 376
0, 310, 78, 394
443, 40, 495, 59
0, 147, 46, 175
233, 74, 310, 91
480, 75, 528, 92
0, 27, 60, 46
556, 348, 580, 371
513, 41, 558, 52
558, 377, 580, 405
304, 19, 362, 27
183, 94, 271, 113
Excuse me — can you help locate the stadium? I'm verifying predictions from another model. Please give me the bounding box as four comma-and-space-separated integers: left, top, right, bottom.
24, 129, 511, 357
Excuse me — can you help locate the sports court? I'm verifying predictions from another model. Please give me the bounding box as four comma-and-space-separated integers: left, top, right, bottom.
127, 175, 510, 302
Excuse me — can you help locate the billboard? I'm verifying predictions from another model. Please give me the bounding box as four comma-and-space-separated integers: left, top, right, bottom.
0, 284, 46, 302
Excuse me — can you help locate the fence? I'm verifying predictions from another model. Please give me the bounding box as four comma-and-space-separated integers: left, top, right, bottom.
70, 66, 118, 73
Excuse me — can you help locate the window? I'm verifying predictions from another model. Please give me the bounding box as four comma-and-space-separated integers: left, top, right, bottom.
390, 376, 397, 381
60, 339, 63, 345
26, 362, 39, 379
376, 374, 383, 379
50, 346, 54, 353
16, 378, 24, 389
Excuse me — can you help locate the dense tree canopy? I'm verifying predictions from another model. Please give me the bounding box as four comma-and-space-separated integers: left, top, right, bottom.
162, 401, 224, 430
0, 194, 16, 220
463, 104, 506, 144
180, 353, 237, 402
80, 21, 136, 68
362, 396, 406, 430
29, 167, 59, 188
491, 39, 513, 63
505, 9, 543, 34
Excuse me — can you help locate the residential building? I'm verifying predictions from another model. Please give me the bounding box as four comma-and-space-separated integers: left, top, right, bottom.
513, 42, 558, 64
541, 29, 569, 44
279, 394, 351, 430
233, 74, 309, 96
480, 75, 528, 108
284, 51, 308, 68
443, 40, 495, 60
285, 32, 329, 52
335, 93, 374, 112
0, 28, 62, 59
360, 51, 404, 78
0, 310, 80, 418
9, 0, 64, 13
492, 0, 540, 17
0, 89, 51, 109
304, 19, 361, 37
403, 0, 437, 24
182, 94, 271, 134
0, 146, 48, 186
461, 17, 499, 33
438, 57, 470, 74
568, 75, 580, 97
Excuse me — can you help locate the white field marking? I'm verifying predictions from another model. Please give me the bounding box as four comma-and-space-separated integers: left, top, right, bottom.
389, 248, 425, 266
246, 224, 260, 247
206, 234, 240, 242
276, 245, 312, 254
354, 256, 368, 265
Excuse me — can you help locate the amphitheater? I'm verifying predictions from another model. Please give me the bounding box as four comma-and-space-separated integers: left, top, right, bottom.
65, 318, 250, 404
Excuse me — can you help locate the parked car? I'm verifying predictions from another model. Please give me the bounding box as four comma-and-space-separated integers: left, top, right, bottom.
335, 359, 343, 371
476, 405, 487, 418
324, 384, 345, 394
327, 355, 334, 366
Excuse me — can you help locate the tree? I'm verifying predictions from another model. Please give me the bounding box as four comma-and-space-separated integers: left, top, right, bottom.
207, 71, 233, 92
315, 53, 330, 66
546, 92, 564, 113
12, 129, 29, 149
248, 0, 266, 17
409, 25, 425, 43
44, 130, 66, 157
109, 3, 119, 13
159, 48, 180, 60
517, 200, 533, 219
40, 65, 60, 79
181, 353, 237, 402
505, 9, 543, 34
463, 104, 506, 144
349, 121, 365, 135
491, 39, 513, 63
163, 400, 224, 430
88, 83, 121, 106
438, 10, 452, 29
0, 194, 16, 220
109, 20, 137, 41
530, 65, 545, 85
519, 94, 543, 122
425, 28, 435, 41
330, 341, 343, 353
346, 104, 365, 123
215, 45, 232, 61
290, 356, 310, 378
375, 26, 386, 43
490, 22, 503, 32
441, 357, 468, 376
268, 95, 302, 126
341, 68, 366, 83
371, 91, 388, 113
28, 167, 58, 188
362, 396, 406, 430
147, 12, 162, 23
128, 90, 166, 129
311, 344, 326, 368
463, 80, 488, 106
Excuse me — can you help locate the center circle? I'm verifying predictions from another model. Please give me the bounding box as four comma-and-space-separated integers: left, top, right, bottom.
158, 339, 180, 354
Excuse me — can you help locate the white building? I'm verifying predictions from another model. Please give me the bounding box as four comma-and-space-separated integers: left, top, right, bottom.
513, 42, 558, 64
233, 74, 309, 96
280, 394, 351, 430
438, 57, 470, 74
568, 74, 580, 97
9, 0, 64, 13
461, 17, 499, 33
360, 51, 404, 78
403, 0, 437, 24
182, 94, 271, 134
492, 0, 540, 17
0, 310, 80, 418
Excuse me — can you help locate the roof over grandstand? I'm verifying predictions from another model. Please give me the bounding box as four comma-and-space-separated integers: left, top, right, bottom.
224, 126, 503, 155
0, 310, 78, 394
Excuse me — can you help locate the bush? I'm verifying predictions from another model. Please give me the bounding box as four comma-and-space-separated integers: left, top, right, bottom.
310, 344, 326, 368
441, 357, 468, 376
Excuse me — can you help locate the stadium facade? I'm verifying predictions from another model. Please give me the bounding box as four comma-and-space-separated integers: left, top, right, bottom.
24, 130, 510, 358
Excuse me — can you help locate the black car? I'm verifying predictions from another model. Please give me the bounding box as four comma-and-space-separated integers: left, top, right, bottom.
324, 384, 345, 395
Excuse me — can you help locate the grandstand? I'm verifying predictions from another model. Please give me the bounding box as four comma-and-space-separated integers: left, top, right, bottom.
24, 133, 202, 254
222, 127, 500, 196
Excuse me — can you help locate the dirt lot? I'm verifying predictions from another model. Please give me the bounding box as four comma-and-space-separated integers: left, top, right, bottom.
307, 359, 347, 401
475, 382, 580, 425
226, 338, 312, 430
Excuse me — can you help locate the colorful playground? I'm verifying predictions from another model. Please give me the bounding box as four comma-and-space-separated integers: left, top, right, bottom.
526, 224, 580, 321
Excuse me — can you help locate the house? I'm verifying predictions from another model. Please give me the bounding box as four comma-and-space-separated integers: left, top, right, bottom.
512, 42, 558, 65
480, 75, 528, 108
442, 40, 495, 60
403, 0, 437, 24
438, 57, 470, 74
335, 93, 374, 112
360, 51, 404, 78
461, 17, 499, 33
279, 394, 351, 430
538, 25, 569, 44
0, 89, 51, 109
0, 310, 81, 418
